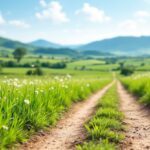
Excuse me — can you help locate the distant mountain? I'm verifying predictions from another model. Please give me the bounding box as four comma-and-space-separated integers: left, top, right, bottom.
0, 37, 33, 50
30, 39, 61, 48
3, 36, 150, 57
79, 36, 150, 55
0, 37, 79, 57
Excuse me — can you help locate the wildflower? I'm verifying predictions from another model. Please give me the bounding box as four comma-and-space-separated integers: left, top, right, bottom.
31, 64, 35, 68
14, 78, 18, 81
35, 90, 39, 94
49, 87, 54, 90
29, 81, 34, 85
66, 74, 72, 79
54, 76, 59, 80
24, 99, 30, 105
2, 125, 8, 130
59, 79, 63, 82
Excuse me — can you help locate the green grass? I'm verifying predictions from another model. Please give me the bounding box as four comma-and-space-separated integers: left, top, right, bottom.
0, 76, 111, 149
76, 84, 124, 150
121, 73, 150, 105
1, 67, 113, 79
77, 141, 116, 150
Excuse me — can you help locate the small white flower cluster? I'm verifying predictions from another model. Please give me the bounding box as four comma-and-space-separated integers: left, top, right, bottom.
2, 125, 9, 130
24, 99, 30, 105
54, 74, 72, 83
62, 84, 68, 89
35, 90, 39, 95
49, 87, 54, 91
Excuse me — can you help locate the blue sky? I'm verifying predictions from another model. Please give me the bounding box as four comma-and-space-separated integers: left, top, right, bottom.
0, 0, 150, 44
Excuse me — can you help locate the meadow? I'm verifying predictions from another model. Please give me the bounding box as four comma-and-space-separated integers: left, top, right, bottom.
0, 74, 111, 149
1, 54, 150, 149
121, 73, 150, 105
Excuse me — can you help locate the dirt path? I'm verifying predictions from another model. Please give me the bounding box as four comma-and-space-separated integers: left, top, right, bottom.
19, 82, 113, 150
118, 82, 150, 150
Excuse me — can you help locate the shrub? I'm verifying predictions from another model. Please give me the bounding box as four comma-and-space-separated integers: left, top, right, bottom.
50, 62, 67, 69
26, 70, 33, 75
119, 62, 135, 76
120, 66, 134, 76
5, 60, 17, 67
33, 67, 44, 76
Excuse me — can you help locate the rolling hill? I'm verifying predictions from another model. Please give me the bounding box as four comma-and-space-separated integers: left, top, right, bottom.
0, 37, 33, 50
2, 36, 150, 56
0, 37, 80, 57
29, 39, 61, 48
79, 36, 150, 55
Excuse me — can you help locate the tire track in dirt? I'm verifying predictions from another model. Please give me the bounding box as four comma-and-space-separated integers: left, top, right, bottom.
118, 82, 150, 150
18, 82, 113, 150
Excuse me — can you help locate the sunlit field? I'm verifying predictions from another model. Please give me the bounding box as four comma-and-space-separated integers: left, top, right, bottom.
121, 73, 150, 105
0, 74, 111, 149
1, 0, 150, 149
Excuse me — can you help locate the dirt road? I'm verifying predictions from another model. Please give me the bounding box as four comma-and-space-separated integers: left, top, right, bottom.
118, 82, 150, 150
19, 82, 113, 150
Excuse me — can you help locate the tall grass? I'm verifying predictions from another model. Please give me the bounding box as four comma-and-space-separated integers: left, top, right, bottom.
0, 76, 111, 149
76, 84, 124, 150
121, 74, 150, 105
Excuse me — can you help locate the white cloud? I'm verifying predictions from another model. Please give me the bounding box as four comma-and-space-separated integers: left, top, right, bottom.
135, 10, 150, 18
0, 14, 6, 25
39, 0, 47, 8
9, 20, 31, 28
76, 3, 111, 23
36, 1, 69, 23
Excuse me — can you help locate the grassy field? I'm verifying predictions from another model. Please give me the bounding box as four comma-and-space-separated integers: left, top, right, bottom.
0, 75, 111, 149
121, 73, 150, 105
1, 55, 150, 149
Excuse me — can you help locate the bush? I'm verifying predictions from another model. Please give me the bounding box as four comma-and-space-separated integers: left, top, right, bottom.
22, 63, 31, 68
50, 62, 67, 69
33, 67, 44, 76
5, 61, 17, 67
41, 62, 50, 68
119, 62, 135, 76
26, 70, 33, 75
120, 66, 134, 76
26, 67, 44, 76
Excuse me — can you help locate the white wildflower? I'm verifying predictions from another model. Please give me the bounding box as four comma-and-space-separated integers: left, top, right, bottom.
66, 74, 72, 79
24, 99, 30, 105
54, 76, 59, 80
29, 81, 34, 85
59, 79, 63, 82
2, 125, 8, 130
31, 64, 35, 68
50, 87, 54, 90
35, 90, 39, 94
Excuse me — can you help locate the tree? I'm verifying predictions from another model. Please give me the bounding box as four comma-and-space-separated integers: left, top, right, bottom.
13, 48, 27, 62
119, 63, 135, 76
